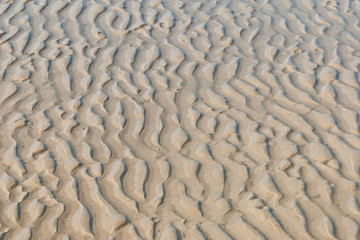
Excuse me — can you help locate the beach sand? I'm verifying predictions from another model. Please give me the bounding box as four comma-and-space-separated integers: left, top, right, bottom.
0, 0, 359, 239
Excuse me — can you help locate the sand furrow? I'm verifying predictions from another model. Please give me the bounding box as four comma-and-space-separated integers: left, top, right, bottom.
0, 0, 360, 239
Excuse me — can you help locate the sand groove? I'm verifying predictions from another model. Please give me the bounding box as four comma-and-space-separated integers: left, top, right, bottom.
0, 0, 360, 239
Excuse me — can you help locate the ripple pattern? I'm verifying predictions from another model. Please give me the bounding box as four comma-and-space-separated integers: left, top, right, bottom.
0, 0, 360, 239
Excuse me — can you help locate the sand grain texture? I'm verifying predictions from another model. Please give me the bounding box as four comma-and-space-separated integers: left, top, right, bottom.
0, 0, 360, 239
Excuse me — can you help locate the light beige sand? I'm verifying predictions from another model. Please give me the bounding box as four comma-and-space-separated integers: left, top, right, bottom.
0, 0, 360, 239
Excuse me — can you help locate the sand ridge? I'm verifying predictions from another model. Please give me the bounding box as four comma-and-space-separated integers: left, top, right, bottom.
0, 0, 360, 239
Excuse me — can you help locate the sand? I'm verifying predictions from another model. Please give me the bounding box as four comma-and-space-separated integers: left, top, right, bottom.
0, 0, 359, 239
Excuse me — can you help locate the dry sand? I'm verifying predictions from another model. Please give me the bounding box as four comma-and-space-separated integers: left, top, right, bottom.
0, 0, 360, 239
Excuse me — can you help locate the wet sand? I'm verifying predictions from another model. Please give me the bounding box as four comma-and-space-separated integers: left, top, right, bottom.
0, 0, 360, 239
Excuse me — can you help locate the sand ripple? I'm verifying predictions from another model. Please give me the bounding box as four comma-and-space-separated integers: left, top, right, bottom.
0, 0, 360, 239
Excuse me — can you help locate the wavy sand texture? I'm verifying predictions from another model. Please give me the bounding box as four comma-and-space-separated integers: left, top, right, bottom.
0, 0, 360, 239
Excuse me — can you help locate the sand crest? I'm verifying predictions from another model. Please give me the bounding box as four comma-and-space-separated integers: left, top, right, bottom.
0, 0, 359, 239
